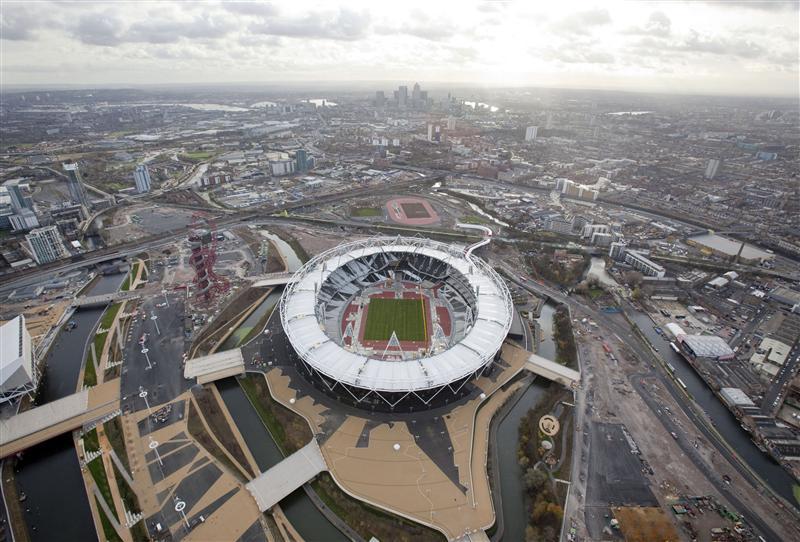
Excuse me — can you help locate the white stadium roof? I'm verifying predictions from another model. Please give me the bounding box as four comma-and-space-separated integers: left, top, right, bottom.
280, 238, 513, 392
1, 315, 35, 397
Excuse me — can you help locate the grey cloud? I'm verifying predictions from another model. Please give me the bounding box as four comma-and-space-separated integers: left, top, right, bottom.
628, 31, 768, 61
222, 2, 278, 17
677, 30, 764, 58
552, 8, 611, 35
72, 12, 126, 46
624, 11, 671, 37
384, 22, 458, 41
69, 11, 235, 46
701, 1, 798, 12
126, 14, 235, 44
249, 9, 370, 41
1, 5, 47, 41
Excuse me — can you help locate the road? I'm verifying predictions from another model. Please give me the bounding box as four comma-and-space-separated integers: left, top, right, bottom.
1, 172, 446, 295
496, 262, 798, 541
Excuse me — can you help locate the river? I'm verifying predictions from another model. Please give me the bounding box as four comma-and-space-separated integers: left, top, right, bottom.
494, 302, 557, 540
220, 288, 282, 351
216, 379, 348, 541
585, 257, 618, 289
259, 230, 304, 271
628, 310, 799, 506
13, 272, 126, 542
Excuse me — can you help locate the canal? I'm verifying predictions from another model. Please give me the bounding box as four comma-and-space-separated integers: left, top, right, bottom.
260, 230, 304, 272
494, 302, 557, 540
628, 310, 800, 507
13, 272, 125, 542
216, 378, 348, 541
220, 288, 282, 351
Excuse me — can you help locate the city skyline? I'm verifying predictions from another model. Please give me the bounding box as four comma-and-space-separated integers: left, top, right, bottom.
1, 0, 798, 97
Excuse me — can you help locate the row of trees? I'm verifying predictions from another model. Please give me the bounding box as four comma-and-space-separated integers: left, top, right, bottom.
553, 305, 578, 369
517, 388, 565, 542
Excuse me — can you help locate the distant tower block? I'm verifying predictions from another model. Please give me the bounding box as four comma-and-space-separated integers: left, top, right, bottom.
525, 126, 538, 142
705, 158, 721, 180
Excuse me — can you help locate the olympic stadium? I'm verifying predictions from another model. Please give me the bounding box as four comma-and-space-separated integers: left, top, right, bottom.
279, 236, 514, 411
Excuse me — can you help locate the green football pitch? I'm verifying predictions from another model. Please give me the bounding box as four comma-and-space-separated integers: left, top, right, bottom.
363, 297, 427, 342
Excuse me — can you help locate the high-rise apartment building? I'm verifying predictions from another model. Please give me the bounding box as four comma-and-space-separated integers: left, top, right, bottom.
62, 162, 90, 207
295, 149, 312, 173
133, 164, 152, 193
427, 122, 442, 142
525, 126, 538, 142
705, 159, 721, 180
398, 85, 408, 108
5, 180, 32, 212
9, 209, 39, 232
25, 225, 68, 264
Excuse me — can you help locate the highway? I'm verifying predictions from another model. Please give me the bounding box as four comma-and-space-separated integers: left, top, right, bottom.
496, 261, 799, 541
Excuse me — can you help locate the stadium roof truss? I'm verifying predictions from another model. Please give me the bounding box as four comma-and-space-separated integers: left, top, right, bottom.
280, 236, 513, 406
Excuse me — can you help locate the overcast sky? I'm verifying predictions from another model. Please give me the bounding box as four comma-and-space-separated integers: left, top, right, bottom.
1, 0, 798, 97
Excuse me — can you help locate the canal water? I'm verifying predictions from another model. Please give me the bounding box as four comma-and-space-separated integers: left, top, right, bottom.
216, 379, 348, 541
220, 288, 282, 351
13, 272, 125, 542
260, 230, 303, 271
628, 310, 799, 507
495, 302, 557, 540
585, 257, 619, 289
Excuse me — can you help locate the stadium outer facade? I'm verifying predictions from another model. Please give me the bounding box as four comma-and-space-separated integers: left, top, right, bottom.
279, 236, 514, 411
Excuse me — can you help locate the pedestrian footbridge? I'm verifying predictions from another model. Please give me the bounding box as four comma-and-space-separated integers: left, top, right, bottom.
184, 349, 245, 384
250, 272, 294, 288
246, 439, 327, 511
71, 289, 142, 308
0, 379, 120, 457
525, 354, 580, 387
502, 343, 580, 388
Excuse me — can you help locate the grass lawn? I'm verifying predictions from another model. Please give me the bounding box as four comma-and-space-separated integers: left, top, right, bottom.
350, 207, 381, 217
363, 298, 426, 341
95, 497, 122, 542
104, 418, 130, 472
84, 302, 122, 387
87, 457, 118, 520
180, 151, 214, 161
461, 214, 489, 225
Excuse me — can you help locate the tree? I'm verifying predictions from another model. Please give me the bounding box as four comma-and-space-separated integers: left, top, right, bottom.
623, 270, 644, 288
523, 467, 549, 493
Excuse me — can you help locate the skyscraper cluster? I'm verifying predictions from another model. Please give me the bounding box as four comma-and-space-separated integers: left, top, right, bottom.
377, 82, 430, 110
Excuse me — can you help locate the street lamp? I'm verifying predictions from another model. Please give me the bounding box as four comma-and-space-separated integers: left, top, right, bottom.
141, 347, 152, 370
139, 388, 151, 414
149, 438, 162, 466
162, 290, 169, 307
151, 314, 160, 335
174, 499, 190, 530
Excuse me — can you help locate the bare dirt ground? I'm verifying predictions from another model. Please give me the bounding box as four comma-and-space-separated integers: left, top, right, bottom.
568, 311, 800, 542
